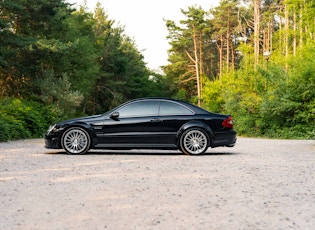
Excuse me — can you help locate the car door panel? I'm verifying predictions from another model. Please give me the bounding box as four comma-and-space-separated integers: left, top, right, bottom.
99, 100, 161, 146
100, 116, 161, 144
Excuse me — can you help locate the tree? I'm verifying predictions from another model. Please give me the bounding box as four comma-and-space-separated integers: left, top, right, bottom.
165, 6, 209, 106
34, 70, 83, 116
0, 0, 72, 97
253, 0, 260, 68
164, 0, 315, 139
88, 2, 163, 113
211, 0, 240, 74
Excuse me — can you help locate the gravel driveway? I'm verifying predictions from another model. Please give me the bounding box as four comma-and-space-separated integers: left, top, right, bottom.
0, 137, 314, 229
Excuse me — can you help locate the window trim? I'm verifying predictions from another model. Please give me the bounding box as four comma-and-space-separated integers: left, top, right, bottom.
116, 100, 160, 118
158, 100, 195, 116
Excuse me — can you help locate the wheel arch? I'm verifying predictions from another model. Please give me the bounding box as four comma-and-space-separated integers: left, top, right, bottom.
176, 121, 214, 147
60, 122, 97, 147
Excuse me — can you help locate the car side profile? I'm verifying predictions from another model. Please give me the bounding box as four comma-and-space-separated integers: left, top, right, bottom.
45, 98, 236, 155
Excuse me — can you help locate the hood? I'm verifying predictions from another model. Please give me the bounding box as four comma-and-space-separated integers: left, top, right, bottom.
57, 114, 104, 126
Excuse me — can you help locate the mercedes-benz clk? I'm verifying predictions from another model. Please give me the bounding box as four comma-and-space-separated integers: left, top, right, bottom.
45, 98, 236, 155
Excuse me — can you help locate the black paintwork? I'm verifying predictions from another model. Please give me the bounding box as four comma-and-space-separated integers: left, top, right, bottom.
45, 98, 236, 152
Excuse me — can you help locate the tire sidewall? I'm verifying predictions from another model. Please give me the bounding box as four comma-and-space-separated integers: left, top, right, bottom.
61, 127, 91, 154
180, 128, 209, 155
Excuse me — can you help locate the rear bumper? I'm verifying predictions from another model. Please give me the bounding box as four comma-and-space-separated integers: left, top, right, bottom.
211, 130, 237, 148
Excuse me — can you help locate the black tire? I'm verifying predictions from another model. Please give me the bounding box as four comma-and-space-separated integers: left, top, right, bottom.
61, 127, 91, 154
180, 128, 209, 155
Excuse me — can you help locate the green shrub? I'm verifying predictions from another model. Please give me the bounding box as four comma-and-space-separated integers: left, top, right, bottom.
0, 98, 59, 142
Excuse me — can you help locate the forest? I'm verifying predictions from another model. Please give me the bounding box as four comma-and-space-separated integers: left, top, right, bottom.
0, 0, 314, 142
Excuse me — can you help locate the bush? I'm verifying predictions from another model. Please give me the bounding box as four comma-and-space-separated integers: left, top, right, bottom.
203, 57, 314, 140
0, 98, 58, 142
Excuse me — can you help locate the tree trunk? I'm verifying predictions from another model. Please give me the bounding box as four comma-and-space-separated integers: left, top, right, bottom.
192, 29, 201, 107
217, 35, 224, 78
293, 12, 297, 56
231, 42, 235, 71
299, 4, 303, 50
199, 33, 203, 99
253, 0, 260, 69
285, 4, 289, 69
226, 30, 230, 72
226, 8, 230, 72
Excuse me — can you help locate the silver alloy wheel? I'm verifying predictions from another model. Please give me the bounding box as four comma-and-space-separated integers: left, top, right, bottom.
62, 127, 90, 154
181, 129, 208, 155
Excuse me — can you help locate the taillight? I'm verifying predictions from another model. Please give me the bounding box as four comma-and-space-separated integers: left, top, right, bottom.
222, 116, 233, 128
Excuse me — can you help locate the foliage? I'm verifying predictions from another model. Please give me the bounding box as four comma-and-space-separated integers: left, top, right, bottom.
0, 1, 169, 142
0, 98, 58, 142
33, 70, 84, 118
258, 45, 315, 139
1, 0, 314, 141
164, 0, 315, 139
88, 4, 171, 113
203, 80, 224, 113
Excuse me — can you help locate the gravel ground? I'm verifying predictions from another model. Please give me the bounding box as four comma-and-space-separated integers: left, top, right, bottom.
0, 137, 314, 230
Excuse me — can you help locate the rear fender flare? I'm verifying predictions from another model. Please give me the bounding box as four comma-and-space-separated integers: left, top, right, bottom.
176, 121, 213, 146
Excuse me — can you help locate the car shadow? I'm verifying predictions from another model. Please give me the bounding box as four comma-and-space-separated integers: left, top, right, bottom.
46, 150, 239, 156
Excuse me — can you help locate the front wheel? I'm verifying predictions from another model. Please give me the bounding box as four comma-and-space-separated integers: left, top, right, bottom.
180, 128, 209, 155
61, 127, 91, 154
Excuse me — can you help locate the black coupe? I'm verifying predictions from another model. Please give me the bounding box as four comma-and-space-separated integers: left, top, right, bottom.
45, 98, 236, 155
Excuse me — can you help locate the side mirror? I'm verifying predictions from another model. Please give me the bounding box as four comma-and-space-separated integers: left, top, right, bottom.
110, 112, 120, 120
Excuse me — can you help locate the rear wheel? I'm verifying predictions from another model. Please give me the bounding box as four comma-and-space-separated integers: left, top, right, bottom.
180, 128, 208, 155
61, 127, 91, 154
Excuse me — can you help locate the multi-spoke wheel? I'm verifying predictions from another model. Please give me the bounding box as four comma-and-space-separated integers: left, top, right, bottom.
61, 127, 91, 154
180, 128, 209, 155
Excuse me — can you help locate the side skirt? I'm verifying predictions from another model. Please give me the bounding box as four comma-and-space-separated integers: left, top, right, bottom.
93, 143, 177, 150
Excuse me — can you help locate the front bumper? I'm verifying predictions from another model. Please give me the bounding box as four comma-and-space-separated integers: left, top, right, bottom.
44, 134, 62, 149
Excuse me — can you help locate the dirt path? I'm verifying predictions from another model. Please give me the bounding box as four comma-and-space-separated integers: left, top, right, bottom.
0, 138, 314, 229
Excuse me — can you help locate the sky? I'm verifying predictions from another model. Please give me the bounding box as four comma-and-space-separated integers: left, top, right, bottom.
67, 0, 220, 70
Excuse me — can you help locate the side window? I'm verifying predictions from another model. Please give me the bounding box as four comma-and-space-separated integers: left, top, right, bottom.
118, 101, 159, 118
159, 101, 194, 115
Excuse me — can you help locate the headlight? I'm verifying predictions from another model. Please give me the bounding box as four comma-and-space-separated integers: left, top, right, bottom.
47, 124, 56, 134
46, 124, 62, 134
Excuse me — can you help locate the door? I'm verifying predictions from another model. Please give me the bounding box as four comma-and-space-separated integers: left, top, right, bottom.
100, 100, 161, 146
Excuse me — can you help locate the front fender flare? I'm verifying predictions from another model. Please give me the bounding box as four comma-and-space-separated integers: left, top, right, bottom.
61, 122, 97, 147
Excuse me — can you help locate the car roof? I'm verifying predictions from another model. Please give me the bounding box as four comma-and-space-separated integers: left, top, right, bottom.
126, 97, 210, 114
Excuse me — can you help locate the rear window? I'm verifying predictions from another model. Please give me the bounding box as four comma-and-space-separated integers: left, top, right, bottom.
159, 101, 194, 115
